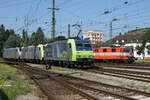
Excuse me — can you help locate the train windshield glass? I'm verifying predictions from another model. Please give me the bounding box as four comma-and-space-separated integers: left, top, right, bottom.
123, 48, 130, 52
76, 42, 92, 49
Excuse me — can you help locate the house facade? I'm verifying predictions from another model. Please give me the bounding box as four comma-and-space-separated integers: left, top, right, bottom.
124, 43, 150, 60
112, 33, 150, 60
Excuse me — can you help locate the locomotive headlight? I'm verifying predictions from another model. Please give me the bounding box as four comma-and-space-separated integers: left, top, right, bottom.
77, 55, 81, 58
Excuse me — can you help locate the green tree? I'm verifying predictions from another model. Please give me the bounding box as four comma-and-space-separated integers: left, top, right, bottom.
35, 27, 45, 44
29, 32, 36, 45
136, 45, 144, 55
136, 29, 150, 58
21, 29, 28, 47
0, 24, 20, 56
9, 29, 15, 36
4, 34, 21, 48
29, 27, 45, 45
28, 27, 45, 60
146, 45, 150, 54
4, 29, 10, 41
0, 24, 5, 56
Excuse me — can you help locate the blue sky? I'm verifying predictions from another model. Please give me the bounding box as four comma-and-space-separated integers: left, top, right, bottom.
0, 0, 150, 41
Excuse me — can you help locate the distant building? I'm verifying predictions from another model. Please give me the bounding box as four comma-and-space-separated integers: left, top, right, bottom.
111, 32, 150, 60
112, 32, 143, 45
83, 30, 103, 46
125, 43, 150, 60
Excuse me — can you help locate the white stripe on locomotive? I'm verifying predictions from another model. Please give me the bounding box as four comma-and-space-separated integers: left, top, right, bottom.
93, 52, 130, 56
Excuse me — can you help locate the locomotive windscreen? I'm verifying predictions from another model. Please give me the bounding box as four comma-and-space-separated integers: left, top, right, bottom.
123, 48, 130, 52
75, 41, 92, 49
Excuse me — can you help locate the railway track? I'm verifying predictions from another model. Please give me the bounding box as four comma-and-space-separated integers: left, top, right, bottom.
16, 63, 99, 100
115, 66, 150, 70
20, 64, 132, 100
60, 75, 150, 97
2, 61, 150, 83
2, 61, 150, 71
96, 63, 150, 68
91, 62, 150, 82
103, 63, 150, 71
127, 63, 150, 67
6, 62, 150, 100
86, 67, 150, 83
97, 68, 150, 76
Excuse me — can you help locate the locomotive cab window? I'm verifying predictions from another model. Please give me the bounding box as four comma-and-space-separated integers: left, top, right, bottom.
76, 42, 91, 49
76, 43, 83, 48
123, 48, 130, 52
103, 49, 107, 52
112, 48, 116, 52
84, 44, 91, 48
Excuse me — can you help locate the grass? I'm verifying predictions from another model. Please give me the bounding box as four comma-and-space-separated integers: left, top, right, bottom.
0, 63, 31, 100
135, 60, 150, 63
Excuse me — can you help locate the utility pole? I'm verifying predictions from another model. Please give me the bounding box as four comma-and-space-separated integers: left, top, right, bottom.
109, 21, 112, 40
68, 24, 70, 38
51, 0, 59, 39
24, 16, 29, 46
109, 18, 118, 44
52, 0, 55, 39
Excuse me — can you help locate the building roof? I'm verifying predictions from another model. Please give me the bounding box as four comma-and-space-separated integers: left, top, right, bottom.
112, 32, 144, 44
84, 30, 103, 35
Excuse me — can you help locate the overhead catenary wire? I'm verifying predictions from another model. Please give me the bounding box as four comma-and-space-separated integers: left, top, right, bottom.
56, 0, 74, 8
15, 11, 50, 33
82, 7, 150, 28
57, 0, 148, 32
1, 0, 149, 41
0, 0, 23, 6
90, 0, 145, 19
14, 0, 51, 33
0, 0, 36, 9
34, 0, 42, 14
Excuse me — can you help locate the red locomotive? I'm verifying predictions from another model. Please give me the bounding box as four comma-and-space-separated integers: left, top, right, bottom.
93, 47, 135, 63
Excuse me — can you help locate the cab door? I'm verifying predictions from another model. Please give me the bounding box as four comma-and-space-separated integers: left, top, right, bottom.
67, 43, 72, 61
